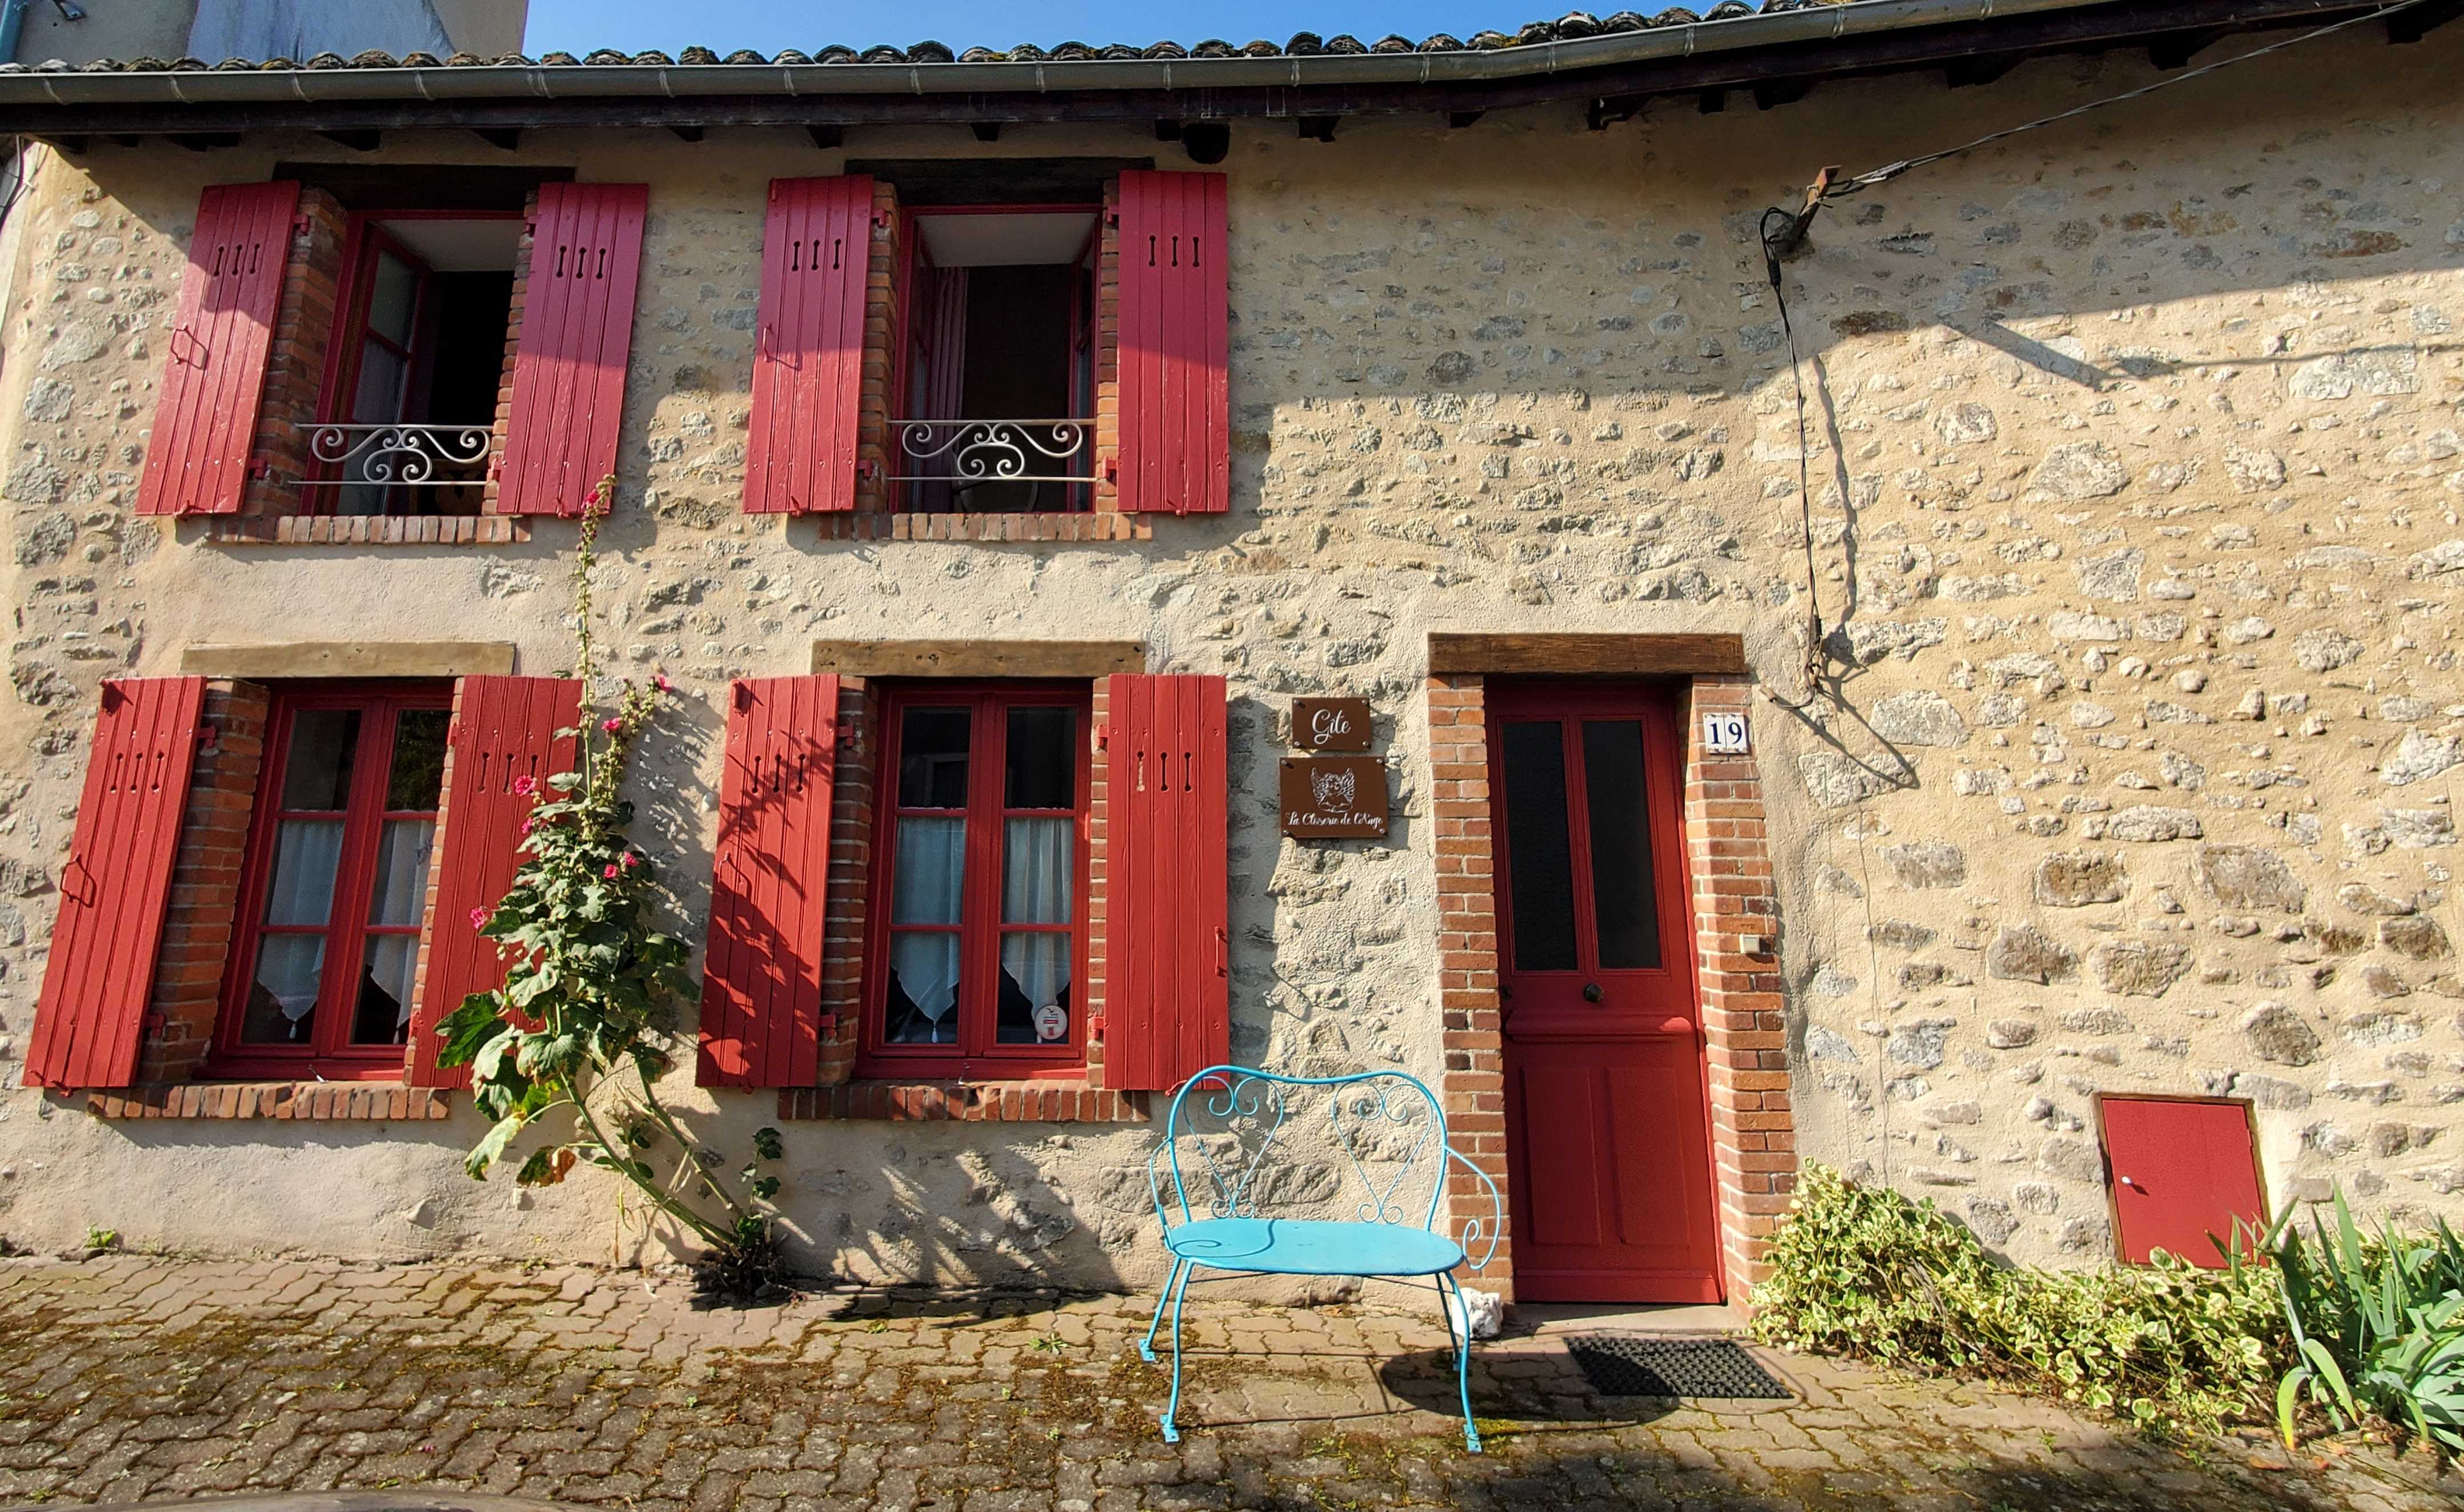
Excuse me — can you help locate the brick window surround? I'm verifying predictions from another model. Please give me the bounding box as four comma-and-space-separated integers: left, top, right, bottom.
202, 186, 533, 549
781, 674, 1145, 1121
1429, 671, 1793, 1307
74, 676, 458, 1121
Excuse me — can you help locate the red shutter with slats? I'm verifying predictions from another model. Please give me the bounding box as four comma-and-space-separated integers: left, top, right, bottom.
136, 182, 299, 517
405, 676, 582, 1087
697, 676, 839, 1086
497, 183, 649, 516
745, 177, 874, 514
1115, 171, 1229, 516
1105, 674, 1229, 1091
23, 678, 206, 1089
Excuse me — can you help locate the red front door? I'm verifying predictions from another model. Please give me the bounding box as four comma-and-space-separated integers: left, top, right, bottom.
1491, 682, 1723, 1303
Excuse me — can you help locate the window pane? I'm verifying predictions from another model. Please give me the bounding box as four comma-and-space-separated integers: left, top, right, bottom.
352, 935, 419, 1046
386, 710, 450, 810
1001, 817, 1073, 925
262, 819, 345, 926
1500, 721, 1579, 973
352, 339, 409, 424
1005, 706, 1077, 809
1581, 719, 1662, 970
884, 933, 960, 1045
366, 251, 420, 346
897, 707, 971, 809
366, 819, 434, 926
892, 816, 965, 925
998, 933, 1071, 1045
280, 710, 362, 810
241, 934, 325, 1045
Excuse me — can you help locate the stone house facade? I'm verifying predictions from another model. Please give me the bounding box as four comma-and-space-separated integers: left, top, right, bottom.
0, 2, 2458, 1309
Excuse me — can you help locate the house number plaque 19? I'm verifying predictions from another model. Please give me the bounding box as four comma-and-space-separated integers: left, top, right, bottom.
1702, 711, 1751, 754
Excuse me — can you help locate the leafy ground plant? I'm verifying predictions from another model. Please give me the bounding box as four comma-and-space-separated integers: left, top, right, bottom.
2273, 1190, 2464, 1456
1752, 1163, 2284, 1435
435, 476, 784, 1297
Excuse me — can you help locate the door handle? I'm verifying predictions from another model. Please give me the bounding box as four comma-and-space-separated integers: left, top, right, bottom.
1582, 982, 1604, 1004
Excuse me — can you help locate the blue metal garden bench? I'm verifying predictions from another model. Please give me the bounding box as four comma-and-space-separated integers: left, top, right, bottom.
1141, 1065, 1504, 1451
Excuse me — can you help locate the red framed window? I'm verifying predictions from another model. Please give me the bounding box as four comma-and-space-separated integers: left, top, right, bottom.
312, 211, 521, 518
213, 682, 453, 1079
861, 682, 1090, 1079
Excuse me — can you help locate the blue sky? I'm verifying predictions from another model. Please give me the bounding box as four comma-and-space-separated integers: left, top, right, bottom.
522, 2, 1530, 54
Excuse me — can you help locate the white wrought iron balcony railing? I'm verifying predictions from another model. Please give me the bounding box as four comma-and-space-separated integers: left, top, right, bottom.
890, 419, 1097, 487
299, 423, 494, 489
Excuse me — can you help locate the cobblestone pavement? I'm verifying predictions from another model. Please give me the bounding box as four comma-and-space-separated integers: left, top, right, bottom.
1, 1255, 2458, 1512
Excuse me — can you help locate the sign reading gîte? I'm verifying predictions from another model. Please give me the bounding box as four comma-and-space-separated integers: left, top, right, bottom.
1280, 755, 1390, 839
1702, 711, 1751, 755
1291, 697, 1373, 751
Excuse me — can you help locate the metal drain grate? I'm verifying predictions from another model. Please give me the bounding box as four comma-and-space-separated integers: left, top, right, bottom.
1564, 1335, 1792, 1399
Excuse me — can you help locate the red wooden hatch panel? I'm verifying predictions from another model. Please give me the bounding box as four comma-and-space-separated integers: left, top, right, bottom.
745, 177, 873, 514
697, 675, 840, 1087
23, 677, 207, 1089
136, 182, 300, 517
1105, 674, 1229, 1092
405, 676, 582, 1087
497, 183, 649, 517
1115, 171, 1229, 517
2100, 1095, 2267, 1267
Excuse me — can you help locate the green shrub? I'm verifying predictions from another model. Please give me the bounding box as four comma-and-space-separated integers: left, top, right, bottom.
2273, 1192, 2464, 1454
1752, 1163, 2285, 1435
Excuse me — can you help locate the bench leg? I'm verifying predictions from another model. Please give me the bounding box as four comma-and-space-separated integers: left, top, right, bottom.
1160, 1260, 1197, 1443
1141, 1256, 1187, 1363
1437, 1269, 1481, 1453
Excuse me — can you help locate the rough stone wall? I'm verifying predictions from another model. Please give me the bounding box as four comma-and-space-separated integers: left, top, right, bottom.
0, 29, 2458, 1281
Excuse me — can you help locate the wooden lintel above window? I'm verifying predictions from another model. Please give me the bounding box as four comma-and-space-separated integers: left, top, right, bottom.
809, 640, 1146, 679
179, 641, 517, 679
1426, 632, 1748, 678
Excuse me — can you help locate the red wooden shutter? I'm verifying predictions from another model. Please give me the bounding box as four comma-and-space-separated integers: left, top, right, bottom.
405, 676, 582, 1087
497, 183, 650, 516
697, 676, 840, 1086
745, 177, 874, 514
1105, 674, 1230, 1091
2099, 1096, 2268, 1267
135, 182, 299, 517
1115, 171, 1229, 516
22, 678, 206, 1089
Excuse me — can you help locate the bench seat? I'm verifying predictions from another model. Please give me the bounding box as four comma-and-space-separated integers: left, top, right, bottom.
1164, 1217, 1466, 1277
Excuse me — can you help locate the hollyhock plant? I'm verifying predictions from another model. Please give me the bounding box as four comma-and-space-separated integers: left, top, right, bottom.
434, 474, 783, 1295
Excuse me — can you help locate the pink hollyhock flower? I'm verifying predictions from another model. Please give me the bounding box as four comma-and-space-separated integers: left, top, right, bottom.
620, 851, 640, 869
653, 674, 673, 692
512, 774, 537, 797
604, 863, 621, 879
518, 817, 535, 837
469, 906, 489, 929
601, 717, 624, 734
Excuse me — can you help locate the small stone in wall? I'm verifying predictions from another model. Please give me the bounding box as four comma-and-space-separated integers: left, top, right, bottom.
1805, 1025, 1861, 1064
1926, 1099, 1982, 1126
2033, 445, 2131, 505
2230, 1072, 2314, 1111
2339, 883, 2416, 917
2196, 844, 2305, 912
2100, 806, 2202, 842
1986, 1018, 2039, 1050
2038, 1137, 2104, 1183
2382, 915, 2453, 962
2363, 965, 2410, 998
2088, 941, 2193, 998
2380, 730, 2462, 787
2339, 1011, 2423, 1047
1987, 923, 2079, 985
1868, 918, 1938, 950
1879, 840, 1967, 889
1799, 750, 1896, 809
1887, 1018, 1956, 1070
1870, 689, 1970, 747
1964, 1197, 2020, 1246
2293, 629, 2366, 674
2035, 850, 2124, 907
2382, 809, 2457, 849
2241, 1002, 2322, 1066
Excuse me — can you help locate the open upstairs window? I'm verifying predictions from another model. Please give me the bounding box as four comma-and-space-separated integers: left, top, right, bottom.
312, 214, 521, 517
896, 206, 1099, 514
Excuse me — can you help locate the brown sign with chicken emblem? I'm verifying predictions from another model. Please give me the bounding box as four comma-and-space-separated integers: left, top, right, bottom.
1279, 756, 1389, 838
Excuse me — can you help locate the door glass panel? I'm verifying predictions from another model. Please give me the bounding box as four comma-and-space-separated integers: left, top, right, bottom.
1001, 818, 1073, 924
365, 251, 420, 345
1581, 719, 1662, 970
997, 933, 1071, 1045
386, 710, 450, 810
1499, 721, 1579, 972
1005, 706, 1077, 808
352, 935, 419, 1046
897, 707, 972, 807
366, 819, 434, 926
280, 710, 362, 810
892, 817, 966, 925
241, 935, 325, 1045
884, 933, 960, 1044
262, 820, 345, 925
